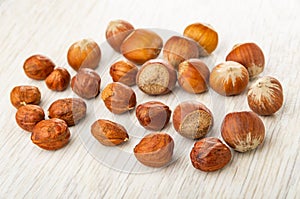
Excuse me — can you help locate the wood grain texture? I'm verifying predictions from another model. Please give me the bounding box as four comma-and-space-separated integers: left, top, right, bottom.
0, 0, 300, 198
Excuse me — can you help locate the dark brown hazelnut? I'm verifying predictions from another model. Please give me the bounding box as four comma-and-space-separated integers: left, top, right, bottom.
45, 67, 70, 91
10, 85, 41, 109
23, 55, 55, 80
15, 105, 45, 132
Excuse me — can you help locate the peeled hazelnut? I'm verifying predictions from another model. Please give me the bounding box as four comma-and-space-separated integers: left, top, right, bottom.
136, 59, 177, 95
120, 29, 163, 65
173, 101, 213, 139
10, 85, 41, 109
71, 68, 101, 99
105, 19, 134, 52
23, 55, 55, 80
190, 137, 232, 172
15, 105, 45, 132
163, 36, 199, 69
178, 59, 210, 94
136, 101, 171, 131
134, 132, 174, 168
31, 118, 71, 150
45, 67, 70, 91
183, 22, 218, 55
101, 82, 136, 114
209, 61, 249, 96
247, 76, 283, 116
67, 39, 101, 71
221, 111, 265, 152
109, 60, 138, 86
226, 42, 265, 78
91, 119, 129, 146
48, 98, 87, 126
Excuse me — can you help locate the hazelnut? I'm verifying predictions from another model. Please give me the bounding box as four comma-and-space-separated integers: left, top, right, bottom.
221, 111, 265, 152
105, 19, 134, 52
163, 36, 199, 69
23, 55, 55, 80
67, 39, 101, 71
120, 29, 163, 65
91, 119, 129, 146
109, 60, 138, 86
101, 82, 136, 114
136, 101, 171, 131
190, 137, 232, 172
15, 105, 45, 132
31, 118, 71, 150
178, 59, 210, 94
134, 132, 174, 168
45, 67, 70, 91
173, 101, 213, 139
209, 61, 249, 96
10, 85, 41, 109
183, 22, 218, 55
48, 98, 87, 126
226, 42, 265, 78
71, 68, 101, 99
136, 59, 177, 95
247, 76, 283, 116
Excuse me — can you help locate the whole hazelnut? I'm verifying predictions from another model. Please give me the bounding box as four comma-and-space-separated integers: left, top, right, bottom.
10, 85, 41, 109
101, 82, 136, 114
190, 137, 232, 172
247, 76, 283, 116
109, 60, 138, 86
120, 29, 163, 65
23, 55, 55, 80
45, 67, 70, 91
178, 59, 210, 94
105, 19, 134, 52
226, 42, 265, 78
67, 39, 101, 71
134, 132, 174, 168
209, 61, 249, 96
71, 68, 101, 99
48, 98, 87, 126
136, 101, 171, 131
221, 111, 265, 152
173, 101, 213, 139
136, 59, 177, 96
15, 105, 45, 132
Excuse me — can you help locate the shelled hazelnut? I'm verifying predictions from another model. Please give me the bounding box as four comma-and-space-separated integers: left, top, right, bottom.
45, 67, 70, 91
109, 60, 138, 86
23, 55, 55, 80
15, 105, 45, 132
10, 85, 41, 109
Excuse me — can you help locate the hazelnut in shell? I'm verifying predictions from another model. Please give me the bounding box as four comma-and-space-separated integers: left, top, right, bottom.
15, 105, 45, 132
45, 67, 70, 91
23, 55, 55, 80
10, 85, 41, 109
109, 60, 138, 86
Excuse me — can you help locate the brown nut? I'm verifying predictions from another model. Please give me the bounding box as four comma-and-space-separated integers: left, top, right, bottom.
221, 111, 265, 152
134, 132, 174, 168
23, 55, 55, 80
71, 68, 101, 99
48, 98, 87, 126
109, 60, 138, 86
105, 19, 134, 52
190, 137, 232, 172
67, 39, 101, 71
247, 76, 283, 116
31, 118, 71, 150
120, 29, 163, 65
173, 101, 213, 139
226, 43, 265, 78
136, 101, 171, 131
136, 59, 177, 95
15, 105, 45, 132
209, 61, 249, 96
163, 36, 200, 69
45, 67, 70, 91
10, 85, 41, 109
178, 59, 210, 94
91, 119, 129, 146
101, 82, 136, 114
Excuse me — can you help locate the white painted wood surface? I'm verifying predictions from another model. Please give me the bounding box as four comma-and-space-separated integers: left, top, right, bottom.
0, 0, 299, 198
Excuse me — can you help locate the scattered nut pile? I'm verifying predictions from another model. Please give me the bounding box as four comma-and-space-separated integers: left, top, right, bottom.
10, 19, 284, 172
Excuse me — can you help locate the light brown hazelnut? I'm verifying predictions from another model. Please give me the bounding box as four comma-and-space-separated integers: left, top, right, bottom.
45, 67, 70, 91
10, 85, 41, 109
134, 132, 174, 168
109, 60, 138, 86
15, 105, 45, 132
221, 111, 265, 152
23, 55, 55, 80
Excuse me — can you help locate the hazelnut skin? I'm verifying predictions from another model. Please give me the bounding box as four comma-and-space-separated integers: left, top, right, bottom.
45, 67, 70, 91
15, 105, 45, 132
10, 85, 41, 109
109, 60, 138, 86
23, 55, 55, 80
